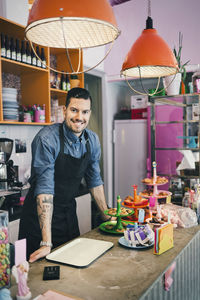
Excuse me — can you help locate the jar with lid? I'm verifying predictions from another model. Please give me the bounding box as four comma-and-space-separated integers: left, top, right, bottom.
0, 210, 10, 289
182, 192, 190, 207
192, 71, 200, 93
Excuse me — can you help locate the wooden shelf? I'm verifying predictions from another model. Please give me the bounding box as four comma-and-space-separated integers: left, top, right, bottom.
0, 16, 83, 125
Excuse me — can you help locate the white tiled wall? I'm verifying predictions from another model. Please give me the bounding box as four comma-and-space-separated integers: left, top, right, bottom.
0, 125, 43, 183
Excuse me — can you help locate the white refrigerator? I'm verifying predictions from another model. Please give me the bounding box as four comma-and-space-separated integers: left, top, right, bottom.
113, 119, 147, 206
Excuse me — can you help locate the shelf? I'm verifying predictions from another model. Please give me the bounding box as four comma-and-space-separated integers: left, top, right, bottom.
150, 93, 200, 189
1, 57, 48, 75
155, 147, 199, 151
155, 120, 200, 124
0, 121, 51, 125
0, 16, 84, 125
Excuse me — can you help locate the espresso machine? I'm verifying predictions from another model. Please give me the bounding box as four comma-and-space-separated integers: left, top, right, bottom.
0, 138, 13, 190
0, 138, 20, 190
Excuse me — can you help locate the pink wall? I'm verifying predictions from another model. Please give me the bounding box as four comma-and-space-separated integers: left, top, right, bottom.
105, 0, 200, 77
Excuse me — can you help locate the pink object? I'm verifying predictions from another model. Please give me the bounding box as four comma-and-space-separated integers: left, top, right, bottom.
15, 239, 26, 266
149, 196, 156, 207
164, 262, 176, 291
34, 110, 45, 123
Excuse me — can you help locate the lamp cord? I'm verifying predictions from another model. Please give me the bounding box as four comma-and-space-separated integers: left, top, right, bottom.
148, 0, 151, 17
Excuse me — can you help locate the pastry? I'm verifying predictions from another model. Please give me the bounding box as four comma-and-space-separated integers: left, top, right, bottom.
142, 176, 168, 185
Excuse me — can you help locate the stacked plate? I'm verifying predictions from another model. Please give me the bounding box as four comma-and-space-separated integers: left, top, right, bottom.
2, 88, 19, 121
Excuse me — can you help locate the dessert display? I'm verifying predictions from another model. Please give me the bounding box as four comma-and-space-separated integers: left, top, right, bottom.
122, 185, 149, 222
141, 162, 171, 214
99, 195, 134, 234
141, 176, 168, 185
107, 207, 132, 216
140, 189, 172, 199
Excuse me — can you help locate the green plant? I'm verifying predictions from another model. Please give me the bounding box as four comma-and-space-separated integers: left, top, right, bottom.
173, 32, 190, 82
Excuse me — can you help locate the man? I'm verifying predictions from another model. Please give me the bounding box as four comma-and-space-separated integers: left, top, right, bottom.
19, 87, 110, 262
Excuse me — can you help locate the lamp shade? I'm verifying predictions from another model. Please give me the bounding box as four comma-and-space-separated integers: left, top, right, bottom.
25, 0, 120, 49
121, 28, 178, 78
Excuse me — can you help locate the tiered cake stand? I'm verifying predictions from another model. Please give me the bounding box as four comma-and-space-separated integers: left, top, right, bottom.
140, 162, 171, 214
122, 185, 149, 223
99, 196, 134, 234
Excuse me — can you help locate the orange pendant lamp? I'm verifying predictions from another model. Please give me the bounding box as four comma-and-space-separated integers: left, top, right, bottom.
25, 0, 120, 49
121, 16, 178, 79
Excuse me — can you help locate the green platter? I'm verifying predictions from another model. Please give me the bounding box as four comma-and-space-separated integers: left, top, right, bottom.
99, 220, 134, 235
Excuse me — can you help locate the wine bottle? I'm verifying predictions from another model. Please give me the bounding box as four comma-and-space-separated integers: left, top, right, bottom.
10, 37, 16, 60
1, 33, 6, 57
5, 35, 11, 59
21, 40, 27, 63
36, 46, 42, 67
41, 48, 46, 68
30, 48, 36, 66
16, 39, 21, 62
66, 74, 71, 91
26, 42, 31, 64
60, 71, 67, 91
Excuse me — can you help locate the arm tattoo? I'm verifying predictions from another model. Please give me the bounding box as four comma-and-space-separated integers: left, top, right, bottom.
36, 195, 53, 231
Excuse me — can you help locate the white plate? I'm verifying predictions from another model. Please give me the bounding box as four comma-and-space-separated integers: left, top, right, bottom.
46, 238, 114, 268
118, 237, 154, 249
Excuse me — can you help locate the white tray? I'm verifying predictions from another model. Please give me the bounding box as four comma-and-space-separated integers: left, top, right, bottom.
46, 238, 114, 268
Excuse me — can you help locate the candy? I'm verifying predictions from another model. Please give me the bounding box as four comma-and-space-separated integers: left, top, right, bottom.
0, 210, 10, 289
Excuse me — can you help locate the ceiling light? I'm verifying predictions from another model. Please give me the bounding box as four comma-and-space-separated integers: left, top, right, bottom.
121, 0, 178, 95
25, 0, 120, 74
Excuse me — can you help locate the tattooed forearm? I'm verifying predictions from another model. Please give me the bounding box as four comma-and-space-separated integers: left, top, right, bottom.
36, 194, 53, 243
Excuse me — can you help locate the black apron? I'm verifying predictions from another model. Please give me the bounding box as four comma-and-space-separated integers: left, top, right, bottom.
19, 124, 90, 258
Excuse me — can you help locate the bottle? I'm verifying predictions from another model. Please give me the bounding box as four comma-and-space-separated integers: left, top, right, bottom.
5, 35, 11, 59
26, 42, 31, 65
66, 74, 71, 91
16, 39, 21, 62
36, 46, 42, 67
31, 48, 37, 66
60, 71, 67, 91
10, 37, 16, 60
21, 40, 26, 63
1, 33, 6, 57
55, 72, 61, 89
40, 48, 46, 68
182, 192, 190, 207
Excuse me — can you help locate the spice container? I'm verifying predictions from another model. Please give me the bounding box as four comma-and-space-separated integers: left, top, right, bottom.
0, 210, 10, 289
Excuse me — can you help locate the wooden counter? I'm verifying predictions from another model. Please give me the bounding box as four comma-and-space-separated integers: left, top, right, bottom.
10, 225, 200, 300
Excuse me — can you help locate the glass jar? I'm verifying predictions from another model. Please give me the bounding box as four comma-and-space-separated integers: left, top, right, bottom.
182, 192, 190, 208
0, 210, 10, 289
192, 71, 200, 93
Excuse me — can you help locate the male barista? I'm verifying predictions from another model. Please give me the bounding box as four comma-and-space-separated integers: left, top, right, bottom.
19, 87, 110, 262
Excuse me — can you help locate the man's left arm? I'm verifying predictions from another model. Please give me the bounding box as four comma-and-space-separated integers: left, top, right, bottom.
89, 185, 111, 221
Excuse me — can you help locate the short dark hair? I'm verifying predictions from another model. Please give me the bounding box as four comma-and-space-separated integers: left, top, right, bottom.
65, 87, 92, 108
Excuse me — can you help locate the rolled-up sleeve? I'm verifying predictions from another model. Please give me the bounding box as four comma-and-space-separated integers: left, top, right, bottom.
84, 133, 103, 189
31, 133, 57, 197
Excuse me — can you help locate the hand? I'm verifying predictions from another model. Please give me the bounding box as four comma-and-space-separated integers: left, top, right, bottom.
29, 246, 51, 263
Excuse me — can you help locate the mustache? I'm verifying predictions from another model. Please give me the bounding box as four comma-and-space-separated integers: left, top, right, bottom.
71, 118, 86, 123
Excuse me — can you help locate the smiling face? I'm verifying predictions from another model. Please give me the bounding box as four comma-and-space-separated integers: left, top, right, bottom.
63, 97, 91, 137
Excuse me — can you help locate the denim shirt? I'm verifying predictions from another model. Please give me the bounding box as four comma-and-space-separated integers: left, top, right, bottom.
29, 122, 103, 197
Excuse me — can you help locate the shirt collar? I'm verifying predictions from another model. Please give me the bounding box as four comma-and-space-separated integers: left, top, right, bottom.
63, 122, 86, 144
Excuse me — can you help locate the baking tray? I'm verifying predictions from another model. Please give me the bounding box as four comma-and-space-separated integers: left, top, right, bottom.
46, 238, 114, 268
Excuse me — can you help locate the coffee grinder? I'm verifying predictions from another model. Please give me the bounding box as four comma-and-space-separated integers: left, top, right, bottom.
0, 138, 14, 190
